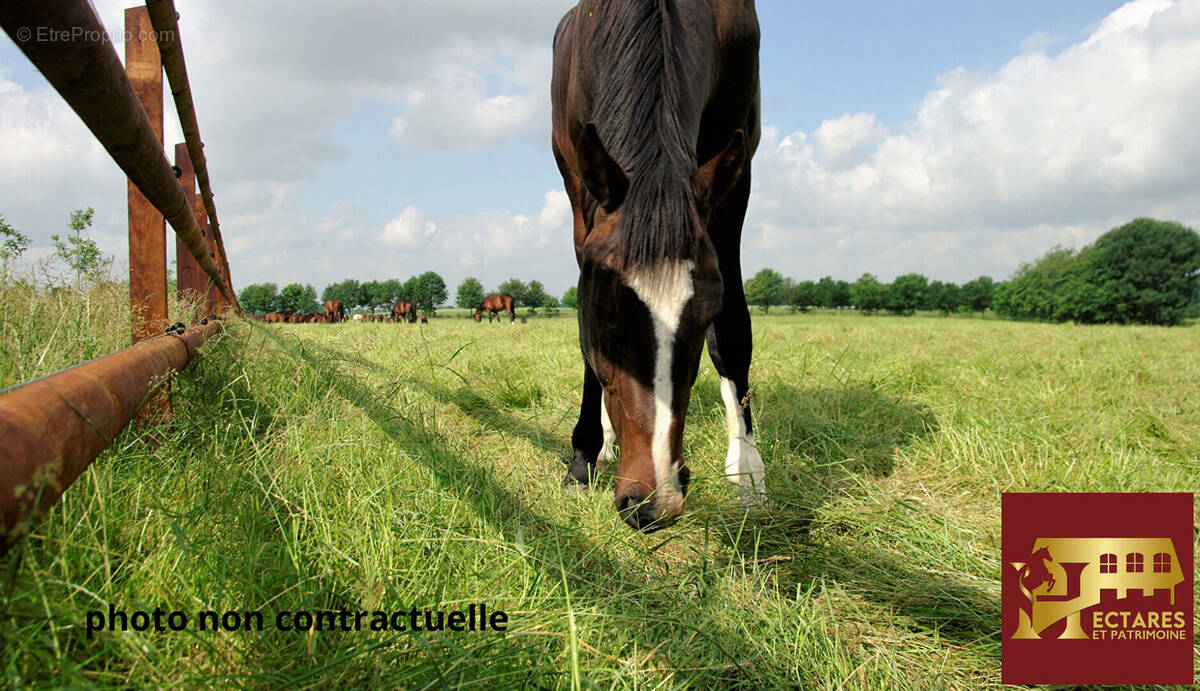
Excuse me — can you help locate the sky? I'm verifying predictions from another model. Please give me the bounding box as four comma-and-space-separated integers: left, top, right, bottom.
2, 0, 1199, 300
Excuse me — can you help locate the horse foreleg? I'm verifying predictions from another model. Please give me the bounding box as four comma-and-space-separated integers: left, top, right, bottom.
565, 360, 603, 488
705, 175, 765, 500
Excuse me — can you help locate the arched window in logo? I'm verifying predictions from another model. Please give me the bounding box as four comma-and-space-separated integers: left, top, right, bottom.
1099, 553, 1117, 573
1126, 552, 1144, 573
1153, 552, 1171, 573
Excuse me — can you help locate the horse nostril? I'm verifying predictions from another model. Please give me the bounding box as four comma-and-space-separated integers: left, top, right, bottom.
617, 489, 652, 529
678, 465, 691, 495
617, 491, 643, 515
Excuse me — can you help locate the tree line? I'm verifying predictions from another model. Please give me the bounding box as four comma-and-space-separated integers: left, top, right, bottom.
240, 272, 448, 316
743, 218, 1200, 326
991, 219, 1200, 325
229, 218, 1200, 327
239, 274, 576, 316
743, 269, 997, 315
455, 278, 566, 314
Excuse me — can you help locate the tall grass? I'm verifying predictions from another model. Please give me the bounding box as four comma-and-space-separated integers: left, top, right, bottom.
0, 278, 210, 389
1, 291, 1197, 688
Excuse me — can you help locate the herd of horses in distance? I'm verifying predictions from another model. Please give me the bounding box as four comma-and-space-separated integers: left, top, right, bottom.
251, 293, 517, 325
255, 1, 763, 532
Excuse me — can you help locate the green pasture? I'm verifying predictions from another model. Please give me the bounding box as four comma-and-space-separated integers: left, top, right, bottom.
1, 288, 1198, 688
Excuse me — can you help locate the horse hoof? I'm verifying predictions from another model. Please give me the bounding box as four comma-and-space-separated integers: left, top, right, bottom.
736, 481, 768, 506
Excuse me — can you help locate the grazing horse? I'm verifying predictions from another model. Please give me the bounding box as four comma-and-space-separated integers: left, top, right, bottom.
552, 0, 762, 530
474, 293, 516, 324
391, 300, 417, 323
420, 315, 429, 324
324, 299, 346, 323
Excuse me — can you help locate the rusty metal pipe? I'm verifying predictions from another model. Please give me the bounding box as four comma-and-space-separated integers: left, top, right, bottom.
0, 320, 224, 555
145, 0, 239, 313
0, 0, 235, 307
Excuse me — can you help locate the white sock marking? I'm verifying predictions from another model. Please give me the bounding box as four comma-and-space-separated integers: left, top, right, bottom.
598, 392, 616, 462
720, 376, 766, 498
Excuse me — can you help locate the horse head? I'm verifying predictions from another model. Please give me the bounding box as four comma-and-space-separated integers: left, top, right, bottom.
573, 123, 747, 530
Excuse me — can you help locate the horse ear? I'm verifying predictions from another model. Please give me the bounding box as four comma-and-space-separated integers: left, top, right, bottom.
692, 129, 746, 213
577, 123, 629, 212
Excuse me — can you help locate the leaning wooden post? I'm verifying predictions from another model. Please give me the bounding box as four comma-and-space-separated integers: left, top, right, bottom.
199, 198, 222, 314
125, 6, 167, 342
173, 143, 202, 307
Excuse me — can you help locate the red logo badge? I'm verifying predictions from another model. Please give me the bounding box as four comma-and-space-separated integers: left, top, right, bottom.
1002, 493, 1193, 684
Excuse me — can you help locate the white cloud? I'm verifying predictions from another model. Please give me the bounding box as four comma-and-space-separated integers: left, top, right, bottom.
744, 0, 1200, 282
538, 189, 571, 231
379, 206, 437, 248
5, 0, 1198, 296
389, 39, 552, 152
811, 112, 889, 170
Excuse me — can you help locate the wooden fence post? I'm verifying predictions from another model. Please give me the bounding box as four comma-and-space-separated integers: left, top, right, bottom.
125, 6, 166, 342
126, 6, 169, 422
200, 197, 223, 314
173, 143, 204, 308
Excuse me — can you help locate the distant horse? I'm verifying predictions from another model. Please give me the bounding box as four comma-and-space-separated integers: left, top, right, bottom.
552, 0, 762, 530
391, 300, 417, 323
420, 315, 429, 324
1020, 546, 1057, 594
324, 299, 346, 323
474, 293, 516, 324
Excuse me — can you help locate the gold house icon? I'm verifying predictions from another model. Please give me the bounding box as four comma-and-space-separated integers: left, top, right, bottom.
1010, 537, 1183, 639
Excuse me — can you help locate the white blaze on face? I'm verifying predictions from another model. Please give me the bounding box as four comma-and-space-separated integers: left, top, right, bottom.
623, 260, 694, 513
720, 376, 765, 499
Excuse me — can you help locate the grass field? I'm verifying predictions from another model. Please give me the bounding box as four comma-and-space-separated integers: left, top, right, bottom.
2, 293, 1198, 688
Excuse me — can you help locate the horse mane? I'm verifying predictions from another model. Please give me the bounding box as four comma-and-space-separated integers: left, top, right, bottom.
579, 0, 699, 269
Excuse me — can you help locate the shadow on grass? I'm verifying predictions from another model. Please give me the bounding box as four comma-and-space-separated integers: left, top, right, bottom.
272, 327, 997, 676
700, 379, 999, 648
419, 382, 572, 462
266, 331, 788, 686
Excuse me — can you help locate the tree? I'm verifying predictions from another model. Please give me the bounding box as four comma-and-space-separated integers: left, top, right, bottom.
524, 280, 549, 311
832, 279, 852, 308
456, 277, 485, 309
400, 276, 420, 303
849, 273, 887, 313
1, 214, 31, 283
277, 283, 318, 313
51, 207, 111, 287
1088, 218, 1200, 325
927, 280, 962, 315
743, 268, 785, 313
322, 279, 361, 308
993, 246, 1080, 321
380, 279, 402, 308
498, 278, 528, 306
542, 294, 560, 316
413, 271, 447, 315
787, 279, 818, 312
886, 273, 928, 315
360, 280, 382, 310
562, 285, 578, 309
960, 276, 995, 313
239, 282, 278, 314
814, 276, 838, 308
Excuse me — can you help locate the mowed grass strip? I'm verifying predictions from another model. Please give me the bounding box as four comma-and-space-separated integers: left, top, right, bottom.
2, 296, 1197, 688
